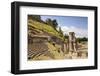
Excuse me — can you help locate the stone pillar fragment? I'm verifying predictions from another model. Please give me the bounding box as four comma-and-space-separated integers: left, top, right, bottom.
68, 32, 77, 52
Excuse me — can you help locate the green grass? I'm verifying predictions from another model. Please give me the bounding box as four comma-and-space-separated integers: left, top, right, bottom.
46, 42, 64, 59
28, 19, 64, 40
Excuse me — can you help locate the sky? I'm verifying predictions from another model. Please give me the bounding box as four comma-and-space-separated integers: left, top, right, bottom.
41, 15, 88, 38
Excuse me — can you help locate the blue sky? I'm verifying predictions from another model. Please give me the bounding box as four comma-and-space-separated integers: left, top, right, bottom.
41, 15, 88, 38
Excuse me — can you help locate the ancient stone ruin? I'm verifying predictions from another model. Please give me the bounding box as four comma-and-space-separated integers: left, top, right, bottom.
68, 32, 77, 52
28, 32, 81, 60
28, 32, 78, 53
28, 35, 50, 60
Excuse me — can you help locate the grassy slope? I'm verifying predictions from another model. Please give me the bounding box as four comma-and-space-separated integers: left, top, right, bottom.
28, 19, 65, 60
28, 19, 64, 40
47, 42, 64, 59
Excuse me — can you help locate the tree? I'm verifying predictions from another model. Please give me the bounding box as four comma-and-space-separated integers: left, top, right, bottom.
46, 18, 53, 26
81, 37, 88, 41
46, 19, 58, 29
64, 34, 69, 39
52, 19, 58, 29
59, 27, 63, 37
28, 15, 41, 21
76, 37, 88, 43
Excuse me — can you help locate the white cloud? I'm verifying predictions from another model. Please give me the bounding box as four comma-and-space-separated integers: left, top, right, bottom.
60, 26, 88, 38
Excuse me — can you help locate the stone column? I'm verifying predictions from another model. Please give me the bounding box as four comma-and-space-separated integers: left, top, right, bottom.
68, 32, 77, 52
63, 43, 67, 53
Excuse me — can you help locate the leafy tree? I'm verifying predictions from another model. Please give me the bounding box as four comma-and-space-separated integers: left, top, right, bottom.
63, 34, 69, 42
82, 37, 88, 41
28, 15, 41, 21
59, 27, 63, 37
52, 19, 58, 29
64, 34, 69, 39
46, 18, 53, 26
46, 19, 58, 29
77, 37, 88, 43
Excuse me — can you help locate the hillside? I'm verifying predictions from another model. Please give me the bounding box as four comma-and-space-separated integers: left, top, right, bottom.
28, 19, 66, 60
28, 19, 64, 41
